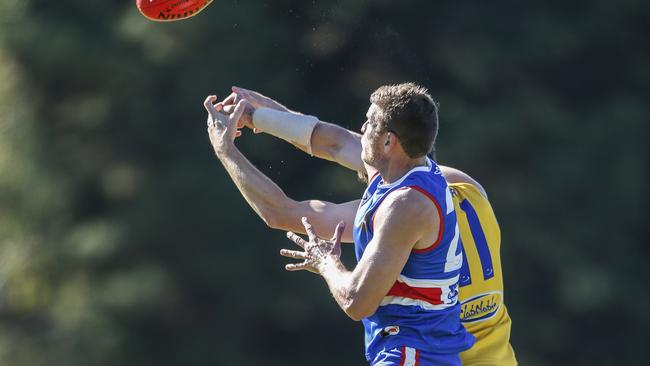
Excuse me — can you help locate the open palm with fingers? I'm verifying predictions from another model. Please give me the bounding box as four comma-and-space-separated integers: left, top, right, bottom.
282, 217, 345, 274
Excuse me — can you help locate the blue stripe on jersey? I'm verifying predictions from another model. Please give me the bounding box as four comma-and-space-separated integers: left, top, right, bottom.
459, 199, 495, 280
459, 239, 472, 287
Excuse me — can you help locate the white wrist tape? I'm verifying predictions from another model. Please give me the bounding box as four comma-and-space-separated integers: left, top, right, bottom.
252, 107, 319, 155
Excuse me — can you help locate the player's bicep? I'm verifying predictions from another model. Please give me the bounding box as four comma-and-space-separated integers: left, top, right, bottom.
288, 199, 360, 243
350, 195, 429, 312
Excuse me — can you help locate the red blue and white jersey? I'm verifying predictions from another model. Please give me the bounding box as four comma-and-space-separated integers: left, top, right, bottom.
353, 158, 475, 361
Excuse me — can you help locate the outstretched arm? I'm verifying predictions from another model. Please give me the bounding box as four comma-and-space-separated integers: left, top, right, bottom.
231, 87, 366, 173
204, 95, 358, 242
228, 90, 484, 193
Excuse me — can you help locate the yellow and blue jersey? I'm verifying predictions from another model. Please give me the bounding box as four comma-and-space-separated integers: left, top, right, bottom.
449, 182, 517, 366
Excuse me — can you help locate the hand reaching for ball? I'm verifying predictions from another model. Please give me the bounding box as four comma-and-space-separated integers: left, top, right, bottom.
204, 95, 249, 155
218, 93, 255, 132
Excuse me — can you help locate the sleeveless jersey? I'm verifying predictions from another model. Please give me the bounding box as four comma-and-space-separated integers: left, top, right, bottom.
450, 183, 517, 365
352, 158, 475, 361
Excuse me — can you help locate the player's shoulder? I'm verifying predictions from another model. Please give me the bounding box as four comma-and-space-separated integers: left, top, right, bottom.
372, 187, 438, 246
379, 186, 439, 223
439, 165, 488, 199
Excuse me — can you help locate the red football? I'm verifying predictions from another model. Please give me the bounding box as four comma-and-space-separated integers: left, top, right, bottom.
136, 0, 213, 22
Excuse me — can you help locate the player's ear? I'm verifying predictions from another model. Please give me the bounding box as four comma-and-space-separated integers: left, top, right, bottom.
384, 132, 392, 146
385, 132, 403, 154
385, 132, 396, 148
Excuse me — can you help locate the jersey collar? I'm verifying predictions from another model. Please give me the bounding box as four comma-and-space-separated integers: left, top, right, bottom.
377, 158, 433, 189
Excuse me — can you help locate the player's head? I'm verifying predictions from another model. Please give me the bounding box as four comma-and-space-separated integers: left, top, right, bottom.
360, 83, 439, 166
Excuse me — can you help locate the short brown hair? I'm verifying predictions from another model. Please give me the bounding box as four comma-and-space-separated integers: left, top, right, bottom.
370, 83, 439, 158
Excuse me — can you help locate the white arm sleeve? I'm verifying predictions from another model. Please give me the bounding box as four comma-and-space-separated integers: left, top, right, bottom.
252, 108, 319, 155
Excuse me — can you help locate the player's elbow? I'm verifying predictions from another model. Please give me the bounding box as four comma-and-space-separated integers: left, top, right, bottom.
258, 208, 287, 230
258, 210, 279, 229
258, 201, 297, 231
344, 308, 367, 322
342, 298, 377, 321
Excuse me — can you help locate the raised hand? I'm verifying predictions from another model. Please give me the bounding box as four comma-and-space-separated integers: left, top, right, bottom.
282, 217, 345, 274
204, 95, 247, 155
232, 86, 291, 113
231, 86, 293, 134
217, 93, 255, 131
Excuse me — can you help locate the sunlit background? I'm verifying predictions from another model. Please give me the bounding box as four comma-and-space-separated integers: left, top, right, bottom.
0, 0, 647, 365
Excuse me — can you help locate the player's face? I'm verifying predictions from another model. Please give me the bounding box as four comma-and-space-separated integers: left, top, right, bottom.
360, 104, 387, 167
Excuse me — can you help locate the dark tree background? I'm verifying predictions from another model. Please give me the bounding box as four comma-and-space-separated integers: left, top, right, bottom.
0, 0, 647, 365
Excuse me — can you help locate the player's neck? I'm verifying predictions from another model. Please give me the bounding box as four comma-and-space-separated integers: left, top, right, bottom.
379, 156, 428, 184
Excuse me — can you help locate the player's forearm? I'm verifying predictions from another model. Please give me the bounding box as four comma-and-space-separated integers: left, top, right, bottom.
319, 259, 358, 319
319, 259, 373, 321
251, 107, 364, 172
309, 122, 364, 172
280, 120, 364, 171
215, 144, 294, 227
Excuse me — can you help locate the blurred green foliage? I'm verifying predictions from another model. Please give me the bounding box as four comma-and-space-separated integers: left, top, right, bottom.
0, 0, 647, 365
